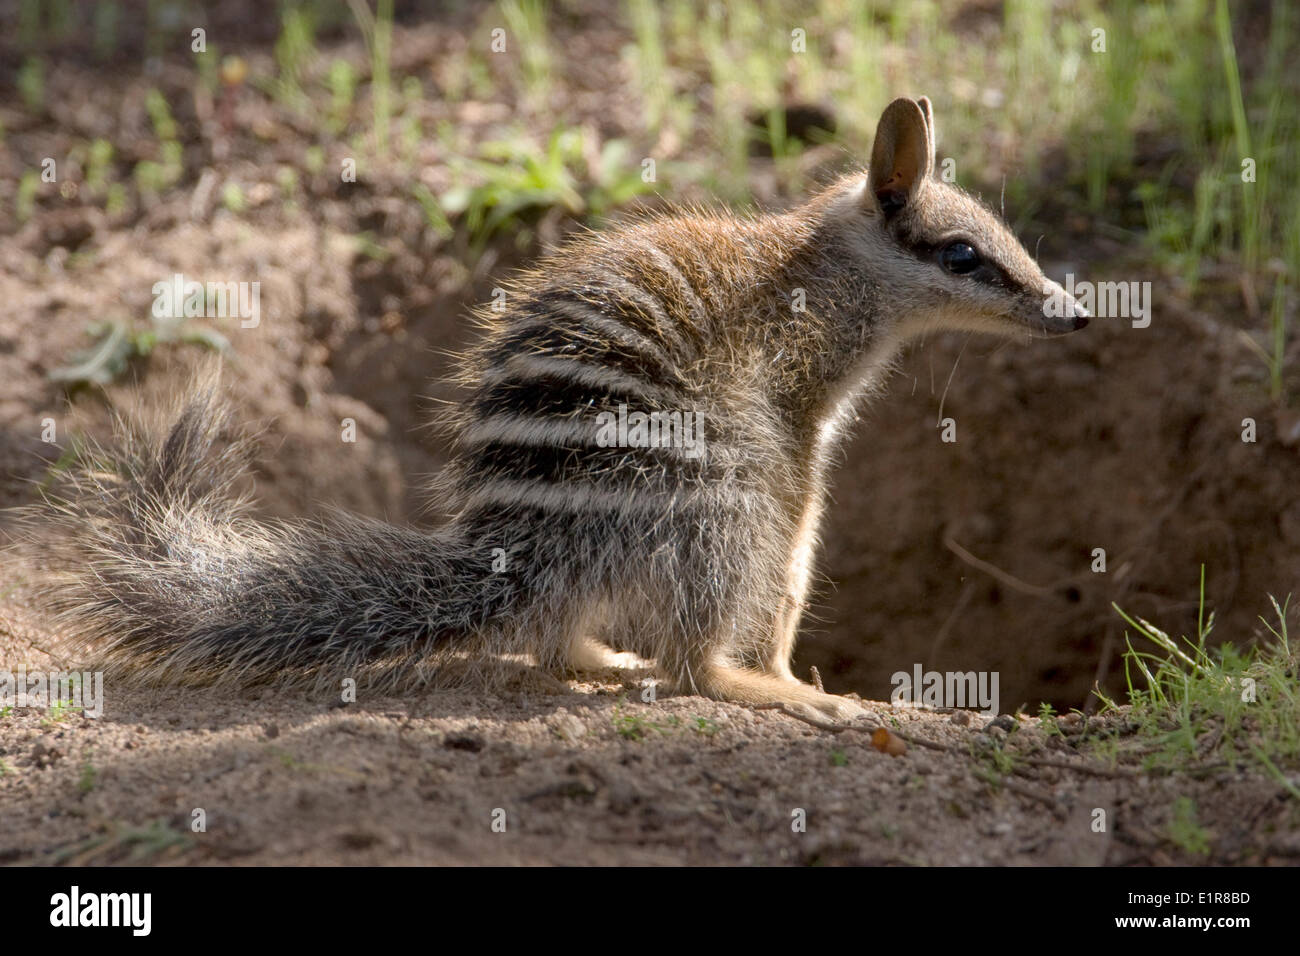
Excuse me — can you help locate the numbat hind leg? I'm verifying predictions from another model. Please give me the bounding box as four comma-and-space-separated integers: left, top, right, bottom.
693, 656, 867, 724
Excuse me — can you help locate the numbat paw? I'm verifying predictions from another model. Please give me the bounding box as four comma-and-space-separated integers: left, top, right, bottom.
694, 662, 868, 724
795, 691, 868, 723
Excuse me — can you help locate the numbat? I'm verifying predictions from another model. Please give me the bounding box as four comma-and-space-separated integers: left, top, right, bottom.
21, 97, 1087, 722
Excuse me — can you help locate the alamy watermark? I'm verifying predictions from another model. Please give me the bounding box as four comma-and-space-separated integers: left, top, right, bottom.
1044, 273, 1151, 328
595, 403, 706, 459
152, 272, 260, 328
1, 668, 104, 718
890, 663, 999, 716
50, 886, 150, 936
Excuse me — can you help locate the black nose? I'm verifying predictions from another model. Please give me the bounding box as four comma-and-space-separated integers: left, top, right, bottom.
1072, 314, 1089, 330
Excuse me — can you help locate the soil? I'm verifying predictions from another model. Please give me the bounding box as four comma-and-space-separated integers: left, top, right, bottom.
2, 1, 1298, 865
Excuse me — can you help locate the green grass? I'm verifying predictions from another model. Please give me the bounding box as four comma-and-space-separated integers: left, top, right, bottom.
612, 707, 664, 741
344, 0, 394, 157
47, 820, 193, 865
1099, 567, 1299, 793
49, 311, 231, 389
11, 0, 1297, 398
691, 716, 721, 735
1167, 796, 1213, 856
439, 128, 655, 254
78, 761, 97, 794
17, 56, 44, 111
498, 0, 553, 107
610, 705, 713, 741
271, 4, 318, 113
327, 57, 358, 135
44, 697, 82, 724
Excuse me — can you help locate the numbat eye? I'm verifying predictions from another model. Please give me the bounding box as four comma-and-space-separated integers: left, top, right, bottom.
941, 242, 981, 275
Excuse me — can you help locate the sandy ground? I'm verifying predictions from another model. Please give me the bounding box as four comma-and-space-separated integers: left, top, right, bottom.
5, 599, 1300, 866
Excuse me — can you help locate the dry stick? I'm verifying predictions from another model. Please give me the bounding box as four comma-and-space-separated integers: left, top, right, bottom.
750, 703, 1135, 774
1018, 755, 1136, 778
942, 534, 1066, 598
752, 704, 1078, 814
750, 702, 863, 733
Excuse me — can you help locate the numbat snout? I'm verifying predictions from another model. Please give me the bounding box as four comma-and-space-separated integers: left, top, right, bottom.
21, 96, 1088, 723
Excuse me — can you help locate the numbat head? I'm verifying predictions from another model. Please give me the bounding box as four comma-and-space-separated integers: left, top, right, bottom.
816, 96, 1088, 356
22, 95, 1089, 726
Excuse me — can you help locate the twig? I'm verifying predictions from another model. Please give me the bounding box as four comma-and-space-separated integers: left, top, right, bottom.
749, 702, 869, 734
942, 534, 1062, 598
750, 704, 1144, 781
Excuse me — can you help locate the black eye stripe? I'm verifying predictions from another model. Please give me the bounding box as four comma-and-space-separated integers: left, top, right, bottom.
903, 237, 1012, 287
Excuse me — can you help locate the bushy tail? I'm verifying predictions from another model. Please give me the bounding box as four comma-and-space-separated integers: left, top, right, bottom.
15, 383, 493, 690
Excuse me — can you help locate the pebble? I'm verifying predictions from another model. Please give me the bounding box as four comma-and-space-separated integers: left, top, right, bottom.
550, 712, 587, 743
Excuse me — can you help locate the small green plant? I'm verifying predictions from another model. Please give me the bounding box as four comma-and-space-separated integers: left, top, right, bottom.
304, 145, 325, 174
1037, 701, 1063, 737
1166, 796, 1212, 856
1101, 567, 1299, 790
18, 56, 44, 111
691, 716, 720, 736
440, 129, 654, 252
346, 0, 393, 157
624, 0, 671, 133
78, 761, 97, 794
221, 181, 246, 212
144, 88, 178, 141
48, 819, 193, 865
46, 698, 82, 723
352, 231, 393, 262
498, 0, 553, 106
16, 169, 39, 223
267, 5, 317, 112
85, 139, 114, 194
276, 165, 300, 200
612, 705, 669, 741
49, 313, 231, 389
327, 58, 357, 135
195, 40, 220, 94
105, 182, 128, 217
985, 741, 1018, 775
828, 748, 848, 767
1239, 275, 1292, 405
410, 183, 454, 242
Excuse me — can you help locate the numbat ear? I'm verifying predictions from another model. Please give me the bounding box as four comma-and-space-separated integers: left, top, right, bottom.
868, 97, 936, 217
